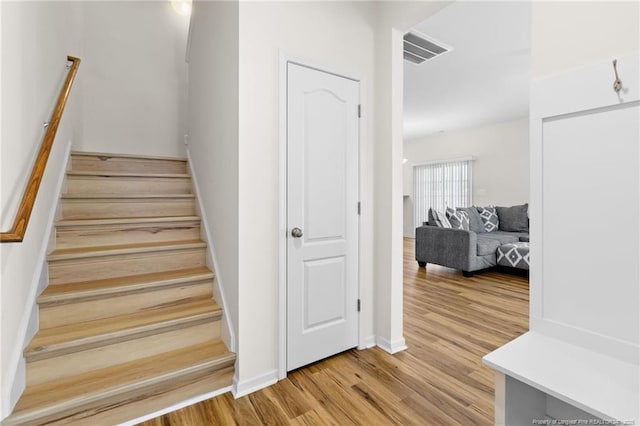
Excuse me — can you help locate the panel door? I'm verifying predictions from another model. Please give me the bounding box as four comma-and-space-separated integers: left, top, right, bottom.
287, 62, 360, 371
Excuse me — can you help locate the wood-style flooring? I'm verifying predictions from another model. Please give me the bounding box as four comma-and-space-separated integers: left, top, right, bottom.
140, 238, 529, 426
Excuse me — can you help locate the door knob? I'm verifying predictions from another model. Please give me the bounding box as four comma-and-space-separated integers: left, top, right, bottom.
291, 227, 303, 238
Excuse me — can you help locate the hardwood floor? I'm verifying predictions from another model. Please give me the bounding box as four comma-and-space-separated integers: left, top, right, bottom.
140, 238, 529, 426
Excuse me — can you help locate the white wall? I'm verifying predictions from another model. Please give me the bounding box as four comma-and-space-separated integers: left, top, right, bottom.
187, 0, 239, 353
373, 1, 450, 352
236, 1, 377, 387
532, 1, 639, 79
0, 1, 82, 418
403, 118, 529, 236
75, 1, 189, 157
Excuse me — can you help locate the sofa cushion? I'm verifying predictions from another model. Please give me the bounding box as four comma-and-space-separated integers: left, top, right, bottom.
477, 206, 499, 232
428, 208, 437, 225
476, 236, 501, 256
490, 231, 529, 242
478, 232, 519, 245
446, 207, 470, 230
457, 207, 485, 233
496, 204, 529, 232
429, 208, 452, 228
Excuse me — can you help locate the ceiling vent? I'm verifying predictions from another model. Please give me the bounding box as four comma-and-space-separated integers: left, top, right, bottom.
403, 32, 450, 65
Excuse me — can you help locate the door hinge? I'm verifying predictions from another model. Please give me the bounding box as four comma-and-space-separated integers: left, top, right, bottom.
357, 104, 361, 118
357, 299, 361, 312
357, 201, 361, 215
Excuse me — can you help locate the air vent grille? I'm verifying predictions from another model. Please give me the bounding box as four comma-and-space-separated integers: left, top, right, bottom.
403, 32, 450, 65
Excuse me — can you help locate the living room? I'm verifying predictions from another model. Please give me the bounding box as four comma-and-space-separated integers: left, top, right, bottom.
403, 1, 531, 277
401, 1, 639, 423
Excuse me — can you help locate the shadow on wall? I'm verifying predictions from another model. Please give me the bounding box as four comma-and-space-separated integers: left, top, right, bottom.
403, 196, 414, 238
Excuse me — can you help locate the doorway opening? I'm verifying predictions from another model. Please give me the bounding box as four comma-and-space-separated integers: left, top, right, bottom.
401, 1, 532, 422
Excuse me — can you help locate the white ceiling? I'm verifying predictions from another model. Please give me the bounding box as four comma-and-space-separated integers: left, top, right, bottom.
403, 1, 531, 141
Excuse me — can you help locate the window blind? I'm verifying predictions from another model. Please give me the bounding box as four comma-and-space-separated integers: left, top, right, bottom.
413, 159, 472, 230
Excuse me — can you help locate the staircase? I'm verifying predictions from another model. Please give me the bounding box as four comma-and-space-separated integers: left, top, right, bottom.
4, 152, 234, 425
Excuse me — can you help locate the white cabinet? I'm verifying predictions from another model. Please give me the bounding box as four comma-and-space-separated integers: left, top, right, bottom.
484, 54, 639, 424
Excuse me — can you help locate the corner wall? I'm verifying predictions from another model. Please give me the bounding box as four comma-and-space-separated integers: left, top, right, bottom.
75, 1, 190, 157
186, 0, 239, 354
372, 1, 449, 351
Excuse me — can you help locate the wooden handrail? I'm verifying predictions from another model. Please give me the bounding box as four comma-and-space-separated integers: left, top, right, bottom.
0, 56, 81, 243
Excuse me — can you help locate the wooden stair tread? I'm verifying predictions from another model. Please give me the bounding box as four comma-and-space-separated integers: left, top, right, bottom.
11, 341, 234, 421
70, 151, 187, 162
55, 216, 201, 227
7, 150, 233, 424
25, 298, 221, 360
66, 171, 190, 178
62, 193, 195, 199
48, 239, 205, 261
38, 267, 214, 305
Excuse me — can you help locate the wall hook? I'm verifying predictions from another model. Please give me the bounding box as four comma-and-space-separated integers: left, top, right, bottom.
612, 59, 623, 93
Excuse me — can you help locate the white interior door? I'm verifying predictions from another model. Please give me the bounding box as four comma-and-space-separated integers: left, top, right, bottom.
287, 62, 359, 371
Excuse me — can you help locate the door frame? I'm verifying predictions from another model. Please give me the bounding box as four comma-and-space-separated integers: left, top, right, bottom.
278, 52, 370, 380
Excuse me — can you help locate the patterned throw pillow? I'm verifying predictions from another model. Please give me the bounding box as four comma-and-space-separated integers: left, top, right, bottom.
476, 206, 499, 232
429, 208, 452, 228
445, 207, 470, 231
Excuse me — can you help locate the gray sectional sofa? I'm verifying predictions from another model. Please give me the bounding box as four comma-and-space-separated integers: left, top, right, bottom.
415, 204, 529, 277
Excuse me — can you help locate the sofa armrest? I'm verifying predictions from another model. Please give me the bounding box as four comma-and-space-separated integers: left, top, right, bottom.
415, 226, 477, 271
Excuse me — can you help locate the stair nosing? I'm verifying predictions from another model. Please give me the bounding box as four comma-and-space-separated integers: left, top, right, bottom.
70, 151, 187, 162
47, 240, 206, 262
25, 303, 222, 361
55, 216, 201, 227
38, 270, 215, 306
61, 194, 196, 200
66, 171, 191, 179
11, 345, 234, 424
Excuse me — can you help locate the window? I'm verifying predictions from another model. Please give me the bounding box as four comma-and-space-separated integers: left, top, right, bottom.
413, 158, 472, 229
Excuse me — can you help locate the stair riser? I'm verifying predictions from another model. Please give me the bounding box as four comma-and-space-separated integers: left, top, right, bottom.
18, 361, 233, 426
39, 281, 214, 329
71, 156, 187, 174
45, 368, 234, 426
26, 321, 221, 387
61, 198, 196, 219
66, 176, 192, 195
55, 221, 201, 249
48, 248, 206, 285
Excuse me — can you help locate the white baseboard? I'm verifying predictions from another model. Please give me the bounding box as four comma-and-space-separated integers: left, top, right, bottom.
117, 386, 232, 426
376, 336, 408, 354
358, 335, 376, 350
186, 148, 236, 353
232, 369, 279, 399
